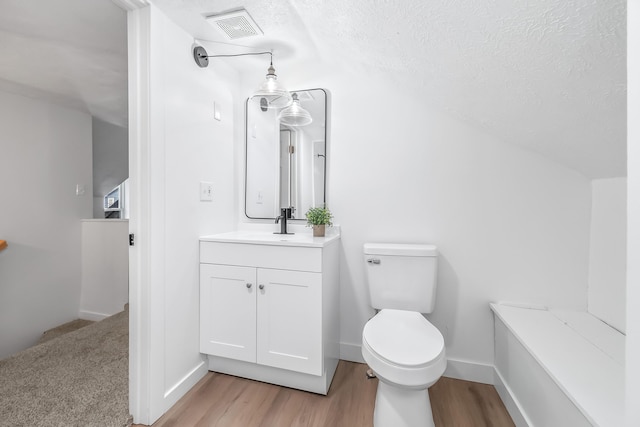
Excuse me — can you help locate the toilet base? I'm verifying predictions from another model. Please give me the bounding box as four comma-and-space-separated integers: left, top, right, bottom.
373, 380, 435, 427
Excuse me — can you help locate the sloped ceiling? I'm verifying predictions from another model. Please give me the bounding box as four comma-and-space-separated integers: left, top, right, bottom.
0, 0, 626, 178
0, 0, 127, 126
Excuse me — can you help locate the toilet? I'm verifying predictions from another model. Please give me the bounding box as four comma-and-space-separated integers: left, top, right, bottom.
361, 243, 446, 427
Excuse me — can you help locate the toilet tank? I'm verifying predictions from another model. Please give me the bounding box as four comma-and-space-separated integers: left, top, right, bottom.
363, 243, 438, 313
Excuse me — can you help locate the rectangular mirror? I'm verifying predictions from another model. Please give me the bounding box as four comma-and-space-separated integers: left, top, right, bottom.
245, 88, 328, 219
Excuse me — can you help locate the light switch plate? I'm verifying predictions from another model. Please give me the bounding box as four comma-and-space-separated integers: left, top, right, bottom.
200, 182, 214, 201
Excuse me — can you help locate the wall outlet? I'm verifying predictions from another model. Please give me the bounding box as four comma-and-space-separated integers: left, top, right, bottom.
200, 182, 213, 201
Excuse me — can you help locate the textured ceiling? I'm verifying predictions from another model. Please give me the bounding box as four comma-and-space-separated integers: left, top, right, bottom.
0, 0, 626, 178
153, 0, 626, 179
0, 0, 127, 126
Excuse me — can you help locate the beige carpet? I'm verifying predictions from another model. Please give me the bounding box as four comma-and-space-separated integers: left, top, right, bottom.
0, 309, 131, 427
37, 319, 94, 345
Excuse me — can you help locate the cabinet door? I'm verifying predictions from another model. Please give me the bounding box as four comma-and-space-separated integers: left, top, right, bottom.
200, 264, 256, 363
256, 269, 322, 375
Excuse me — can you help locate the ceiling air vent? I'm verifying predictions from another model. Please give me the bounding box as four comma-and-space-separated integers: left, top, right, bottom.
206, 9, 264, 40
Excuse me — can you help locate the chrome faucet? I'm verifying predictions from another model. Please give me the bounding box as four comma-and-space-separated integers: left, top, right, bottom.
274, 207, 295, 235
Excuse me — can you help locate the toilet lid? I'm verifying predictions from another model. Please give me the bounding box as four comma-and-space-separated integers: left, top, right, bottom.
363, 309, 444, 367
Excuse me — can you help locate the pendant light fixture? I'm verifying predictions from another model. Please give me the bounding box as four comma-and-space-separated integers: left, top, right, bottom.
193, 46, 292, 109
278, 93, 313, 126
250, 61, 292, 109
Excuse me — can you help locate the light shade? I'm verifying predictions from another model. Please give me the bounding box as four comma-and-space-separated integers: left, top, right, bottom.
278, 93, 313, 126
250, 64, 292, 109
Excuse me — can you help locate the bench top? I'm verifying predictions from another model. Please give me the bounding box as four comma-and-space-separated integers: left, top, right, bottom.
491, 302, 624, 427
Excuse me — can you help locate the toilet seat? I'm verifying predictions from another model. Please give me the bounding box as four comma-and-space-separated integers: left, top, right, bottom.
362, 309, 446, 388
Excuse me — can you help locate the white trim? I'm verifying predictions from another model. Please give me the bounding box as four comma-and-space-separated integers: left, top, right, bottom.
493, 368, 531, 427
341, 342, 494, 385
627, 2, 640, 426
78, 310, 110, 321
163, 361, 208, 402
146, 3, 169, 421
127, 5, 152, 425
340, 342, 365, 363
111, 0, 150, 11
443, 358, 494, 385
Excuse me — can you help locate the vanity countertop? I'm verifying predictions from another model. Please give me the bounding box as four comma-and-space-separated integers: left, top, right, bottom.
200, 230, 340, 248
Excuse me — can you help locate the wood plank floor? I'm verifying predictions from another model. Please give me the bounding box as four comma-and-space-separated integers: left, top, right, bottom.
135, 361, 514, 427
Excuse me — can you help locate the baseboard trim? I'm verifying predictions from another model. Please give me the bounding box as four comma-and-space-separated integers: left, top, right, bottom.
78, 310, 109, 321
443, 358, 494, 385
341, 342, 493, 385
340, 342, 365, 363
163, 359, 208, 404
493, 367, 531, 427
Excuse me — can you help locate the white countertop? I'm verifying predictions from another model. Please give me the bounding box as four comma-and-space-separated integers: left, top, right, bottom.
200, 229, 340, 248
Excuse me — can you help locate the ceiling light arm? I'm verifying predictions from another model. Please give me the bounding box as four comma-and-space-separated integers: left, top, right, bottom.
193, 46, 273, 68
192, 45, 292, 109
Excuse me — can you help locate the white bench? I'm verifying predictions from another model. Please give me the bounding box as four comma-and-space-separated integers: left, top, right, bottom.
491, 302, 624, 427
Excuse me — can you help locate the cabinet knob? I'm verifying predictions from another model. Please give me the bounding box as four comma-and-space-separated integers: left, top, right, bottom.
259, 284, 265, 290
246, 283, 252, 289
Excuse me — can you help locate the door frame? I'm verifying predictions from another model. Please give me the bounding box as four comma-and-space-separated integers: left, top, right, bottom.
114, 0, 153, 423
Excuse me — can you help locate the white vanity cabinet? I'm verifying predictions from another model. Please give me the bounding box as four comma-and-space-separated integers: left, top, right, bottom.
200, 264, 257, 363
199, 231, 340, 394
200, 264, 322, 375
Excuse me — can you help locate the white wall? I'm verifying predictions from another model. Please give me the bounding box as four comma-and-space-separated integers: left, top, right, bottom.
588, 177, 627, 333
79, 219, 129, 320
238, 71, 593, 375
627, 1, 640, 425
0, 90, 92, 360
293, 127, 315, 212
92, 117, 129, 217
245, 103, 279, 217
334, 81, 591, 371
128, 5, 239, 423
125, 3, 632, 423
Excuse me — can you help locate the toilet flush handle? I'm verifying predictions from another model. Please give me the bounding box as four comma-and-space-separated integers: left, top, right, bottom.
367, 258, 381, 265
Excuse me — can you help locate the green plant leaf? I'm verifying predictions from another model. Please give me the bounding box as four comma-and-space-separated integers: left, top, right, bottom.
304, 206, 333, 226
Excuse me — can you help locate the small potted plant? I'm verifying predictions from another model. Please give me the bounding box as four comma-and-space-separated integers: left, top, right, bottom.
305, 206, 333, 237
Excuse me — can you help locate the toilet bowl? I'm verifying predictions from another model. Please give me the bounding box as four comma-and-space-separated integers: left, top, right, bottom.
362, 243, 445, 427
362, 309, 446, 427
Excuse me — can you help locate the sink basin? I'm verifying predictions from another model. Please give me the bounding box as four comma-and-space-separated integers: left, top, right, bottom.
200, 230, 340, 248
